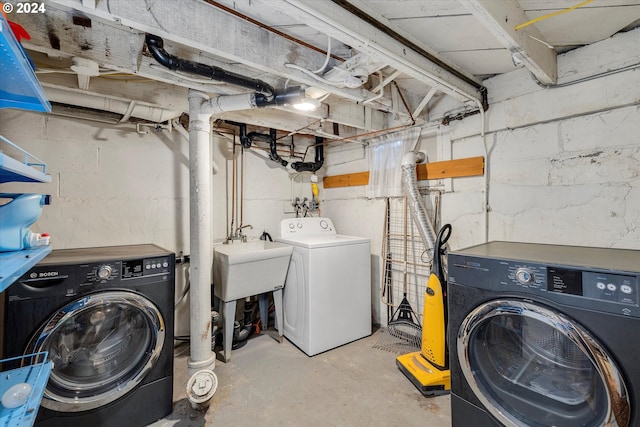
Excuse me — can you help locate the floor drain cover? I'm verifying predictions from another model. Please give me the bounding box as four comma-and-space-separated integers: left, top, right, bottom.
186, 369, 218, 406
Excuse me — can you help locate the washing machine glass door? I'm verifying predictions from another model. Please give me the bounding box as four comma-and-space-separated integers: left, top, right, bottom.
458, 299, 630, 427
27, 290, 165, 412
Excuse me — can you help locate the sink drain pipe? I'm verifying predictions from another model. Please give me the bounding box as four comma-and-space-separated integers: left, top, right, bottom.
291, 136, 324, 172
187, 90, 285, 375
145, 34, 310, 380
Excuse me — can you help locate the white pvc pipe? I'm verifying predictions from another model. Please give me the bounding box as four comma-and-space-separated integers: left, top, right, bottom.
43, 86, 182, 122
187, 90, 216, 374
476, 100, 489, 243
173, 119, 219, 175
186, 90, 261, 374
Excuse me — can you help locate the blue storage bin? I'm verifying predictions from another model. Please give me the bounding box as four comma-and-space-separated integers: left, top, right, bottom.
0, 193, 47, 252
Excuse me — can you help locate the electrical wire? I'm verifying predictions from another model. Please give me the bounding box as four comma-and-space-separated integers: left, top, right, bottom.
515, 0, 593, 31
533, 61, 640, 89
284, 63, 351, 88
311, 35, 332, 74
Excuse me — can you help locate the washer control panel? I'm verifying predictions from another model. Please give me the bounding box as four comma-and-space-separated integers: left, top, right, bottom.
122, 256, 172, 279
280, 217, 336, 237
82, 262, 119, 283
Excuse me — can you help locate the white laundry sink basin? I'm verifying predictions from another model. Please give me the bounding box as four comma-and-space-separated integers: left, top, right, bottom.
213, 240, 292, 302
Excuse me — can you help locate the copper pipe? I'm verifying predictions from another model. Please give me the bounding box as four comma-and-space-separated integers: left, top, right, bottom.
202, 0, 344, 62
229, 130, 237, 237
393, 81, 416, 125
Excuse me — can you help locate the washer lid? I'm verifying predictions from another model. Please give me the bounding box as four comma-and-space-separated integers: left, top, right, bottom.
276, 234, 370, 248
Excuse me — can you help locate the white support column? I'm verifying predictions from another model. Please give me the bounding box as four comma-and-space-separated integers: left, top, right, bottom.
187, 90, 216, 374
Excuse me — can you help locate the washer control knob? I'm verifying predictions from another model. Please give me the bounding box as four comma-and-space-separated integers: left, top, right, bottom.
288, 223, 295, 230
319, 220, 328, 229
97, 265, 112, 280
515, 268, 535, 284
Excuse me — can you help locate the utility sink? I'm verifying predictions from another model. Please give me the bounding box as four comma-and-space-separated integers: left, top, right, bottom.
213, 240, 292, 302
213, 240, 292, 362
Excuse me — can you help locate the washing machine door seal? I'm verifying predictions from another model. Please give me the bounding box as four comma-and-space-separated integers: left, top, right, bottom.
458, 298, 630, 427
26, 290, 165, 412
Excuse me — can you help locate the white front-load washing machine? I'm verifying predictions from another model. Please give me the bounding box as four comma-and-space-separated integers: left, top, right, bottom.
277, 217, 371, 356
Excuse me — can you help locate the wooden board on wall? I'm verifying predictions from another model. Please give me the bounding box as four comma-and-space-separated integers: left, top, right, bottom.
323, 156, 484, 189
416, 156, 484, 180
323, 171, 370, 188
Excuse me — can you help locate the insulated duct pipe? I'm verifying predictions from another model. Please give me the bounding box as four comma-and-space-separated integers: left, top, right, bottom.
291, 137, 324, 172
401, 152, 437, 256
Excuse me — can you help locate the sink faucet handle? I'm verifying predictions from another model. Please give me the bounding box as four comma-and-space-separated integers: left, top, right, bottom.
235, 224, 253, 235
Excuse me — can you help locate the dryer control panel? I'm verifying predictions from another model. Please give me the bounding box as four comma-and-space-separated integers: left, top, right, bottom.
449, 242, 640, 318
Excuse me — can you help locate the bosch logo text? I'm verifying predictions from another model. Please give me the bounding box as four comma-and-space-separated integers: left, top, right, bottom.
38, 271, 59, 277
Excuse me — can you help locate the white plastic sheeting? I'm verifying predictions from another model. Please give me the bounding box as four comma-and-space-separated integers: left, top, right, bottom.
366, 127, 421, 198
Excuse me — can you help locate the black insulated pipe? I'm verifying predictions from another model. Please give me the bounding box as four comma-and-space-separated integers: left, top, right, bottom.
245, 129, 288, 166
145, 34, 276, 100
226, 121, 251, 148
268, 128, 288, 167
291, 137, 324, 172
226, 122, 289, 167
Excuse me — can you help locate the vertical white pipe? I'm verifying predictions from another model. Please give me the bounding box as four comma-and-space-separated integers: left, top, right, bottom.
476, 100, 489, 243
187, 90, 216, 373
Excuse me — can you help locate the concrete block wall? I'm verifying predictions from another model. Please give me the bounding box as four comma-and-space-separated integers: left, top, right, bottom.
0, 109, 190, 253
323, 29, 640, 325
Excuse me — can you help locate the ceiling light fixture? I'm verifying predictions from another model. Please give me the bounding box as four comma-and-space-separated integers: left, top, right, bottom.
293, 97, 321, 111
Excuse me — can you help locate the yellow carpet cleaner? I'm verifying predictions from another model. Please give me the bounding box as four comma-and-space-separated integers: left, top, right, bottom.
396, 224, 452, 396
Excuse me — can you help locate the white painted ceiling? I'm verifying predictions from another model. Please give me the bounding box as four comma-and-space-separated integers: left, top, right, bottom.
11, 0, 640, 138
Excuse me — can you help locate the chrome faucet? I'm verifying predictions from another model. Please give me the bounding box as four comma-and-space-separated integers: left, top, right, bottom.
236, 224, 253, 238
226, 224, 253, 243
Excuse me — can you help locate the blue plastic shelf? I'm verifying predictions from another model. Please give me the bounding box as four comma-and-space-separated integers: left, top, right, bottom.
0, 352, 52, 427
0, 136, 51, 184
0, 15, 51, 113
0, 246, 51, 293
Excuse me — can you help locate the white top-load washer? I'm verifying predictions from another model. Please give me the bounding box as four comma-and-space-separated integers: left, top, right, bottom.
276, 217, 371, 356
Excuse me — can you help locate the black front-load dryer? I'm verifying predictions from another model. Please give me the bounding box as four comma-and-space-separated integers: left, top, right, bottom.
448, 242, 639, 427
3, 244, 175, 427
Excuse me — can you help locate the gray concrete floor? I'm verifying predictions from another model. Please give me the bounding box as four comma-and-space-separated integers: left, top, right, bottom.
151, 328, 451, 426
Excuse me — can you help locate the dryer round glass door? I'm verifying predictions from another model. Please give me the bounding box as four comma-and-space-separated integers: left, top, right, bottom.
26, 290, 165, 412
457, 299, 630, 427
